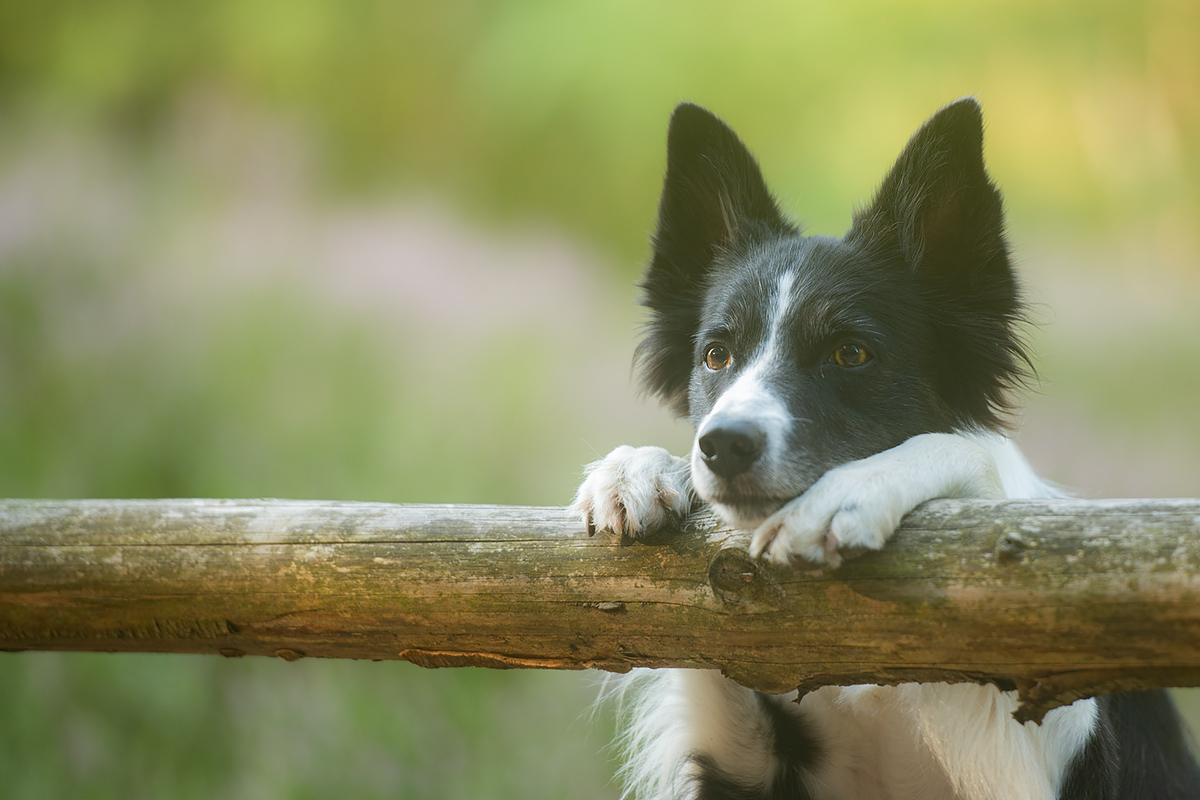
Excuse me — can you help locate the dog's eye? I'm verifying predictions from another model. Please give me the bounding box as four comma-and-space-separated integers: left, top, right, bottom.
704, 345, 732, 371
831, 343, 871, 368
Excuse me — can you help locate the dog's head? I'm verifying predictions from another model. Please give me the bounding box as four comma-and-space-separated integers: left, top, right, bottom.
636, 99, 1029, 527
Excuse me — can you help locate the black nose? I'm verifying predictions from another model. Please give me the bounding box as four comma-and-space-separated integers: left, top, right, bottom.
697, 417, 766, 478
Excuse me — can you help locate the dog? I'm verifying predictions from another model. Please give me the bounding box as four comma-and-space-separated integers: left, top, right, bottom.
572, 99, 1200, 799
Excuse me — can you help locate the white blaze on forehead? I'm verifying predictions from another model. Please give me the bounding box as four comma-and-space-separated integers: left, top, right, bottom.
703, 268, 798, 424
695, 269, 798, 472
765, 269, 797, 363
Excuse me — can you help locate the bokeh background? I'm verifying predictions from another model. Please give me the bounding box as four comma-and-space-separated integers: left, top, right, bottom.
1, 1, 1199, 797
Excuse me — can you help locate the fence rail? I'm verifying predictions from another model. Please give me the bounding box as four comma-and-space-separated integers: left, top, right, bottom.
3, 497, 1200, 722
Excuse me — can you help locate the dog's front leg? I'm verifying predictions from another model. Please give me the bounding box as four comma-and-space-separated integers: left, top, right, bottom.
572, 445, 697, 538
751, 432, 1005, 567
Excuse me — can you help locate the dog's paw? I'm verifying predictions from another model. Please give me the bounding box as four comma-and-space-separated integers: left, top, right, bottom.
749, 464, 905, 568
748, 434, 1003, 566
572, 446, 695, 538
749, 433, 1003, 568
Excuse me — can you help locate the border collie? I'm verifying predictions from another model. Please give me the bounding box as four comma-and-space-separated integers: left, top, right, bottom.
572, 99, 1200, 799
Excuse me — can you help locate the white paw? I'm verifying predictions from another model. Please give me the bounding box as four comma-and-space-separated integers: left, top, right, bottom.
748, 433, 1005, 568
572, 446, 695, 538
750, 463, 905, 568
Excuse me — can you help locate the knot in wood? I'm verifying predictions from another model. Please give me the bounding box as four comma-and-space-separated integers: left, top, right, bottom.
708, 547, 784, 607
994, 531, 1029, 564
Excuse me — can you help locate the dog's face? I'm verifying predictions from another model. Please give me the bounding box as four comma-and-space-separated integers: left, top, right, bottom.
683, 235, 962, 526
637, 100, 1028, 527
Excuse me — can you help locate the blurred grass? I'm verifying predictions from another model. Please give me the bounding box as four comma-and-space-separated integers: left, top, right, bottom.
0, 653, 615, 800
0, 1, 1198, 797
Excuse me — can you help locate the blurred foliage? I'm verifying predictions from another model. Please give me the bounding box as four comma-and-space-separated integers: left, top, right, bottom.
0, 653, 614, 799
1, 1, 1199, 798
0, 269, 577, 503
1, 0, 1197, 262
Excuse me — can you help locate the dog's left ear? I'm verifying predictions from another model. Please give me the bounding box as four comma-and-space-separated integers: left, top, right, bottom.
850, 98, 1012, 293
851, 98, 1028, 427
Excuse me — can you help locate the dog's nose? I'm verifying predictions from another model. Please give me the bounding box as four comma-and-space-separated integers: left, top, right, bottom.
697, 417, 766, 478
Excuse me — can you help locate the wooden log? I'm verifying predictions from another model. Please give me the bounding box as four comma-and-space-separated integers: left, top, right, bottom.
2, 497, 1200, 722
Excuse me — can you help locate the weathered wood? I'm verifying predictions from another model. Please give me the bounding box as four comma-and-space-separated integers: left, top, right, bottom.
3, 497, 1200, 722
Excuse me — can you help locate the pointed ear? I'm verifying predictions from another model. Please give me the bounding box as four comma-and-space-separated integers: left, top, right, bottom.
851, 98, 1030, 429
638, 103, 792, 414
849, 98, 1011, 293
651, 103, 789, 274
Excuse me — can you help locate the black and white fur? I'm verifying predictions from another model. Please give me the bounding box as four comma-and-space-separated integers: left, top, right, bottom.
573, 100, 1200, 799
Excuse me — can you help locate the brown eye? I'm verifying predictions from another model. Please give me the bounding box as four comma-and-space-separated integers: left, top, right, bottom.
704, 345, 732, 371
831, 343, 871, 368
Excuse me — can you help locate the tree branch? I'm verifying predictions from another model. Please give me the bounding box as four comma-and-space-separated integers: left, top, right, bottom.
3, 497, 1200, 723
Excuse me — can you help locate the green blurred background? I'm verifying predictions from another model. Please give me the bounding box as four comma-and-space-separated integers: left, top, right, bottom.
1, 1, 1199, 797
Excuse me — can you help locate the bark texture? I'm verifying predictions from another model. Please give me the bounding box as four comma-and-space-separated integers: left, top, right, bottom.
3, 497, 1200, 722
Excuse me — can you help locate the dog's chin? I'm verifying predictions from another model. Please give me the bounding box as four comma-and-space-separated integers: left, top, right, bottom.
706, 497, 788, 530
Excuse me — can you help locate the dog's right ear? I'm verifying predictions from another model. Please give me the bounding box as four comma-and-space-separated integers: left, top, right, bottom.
638, 103, 791, 415
651, 103, 788, 277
